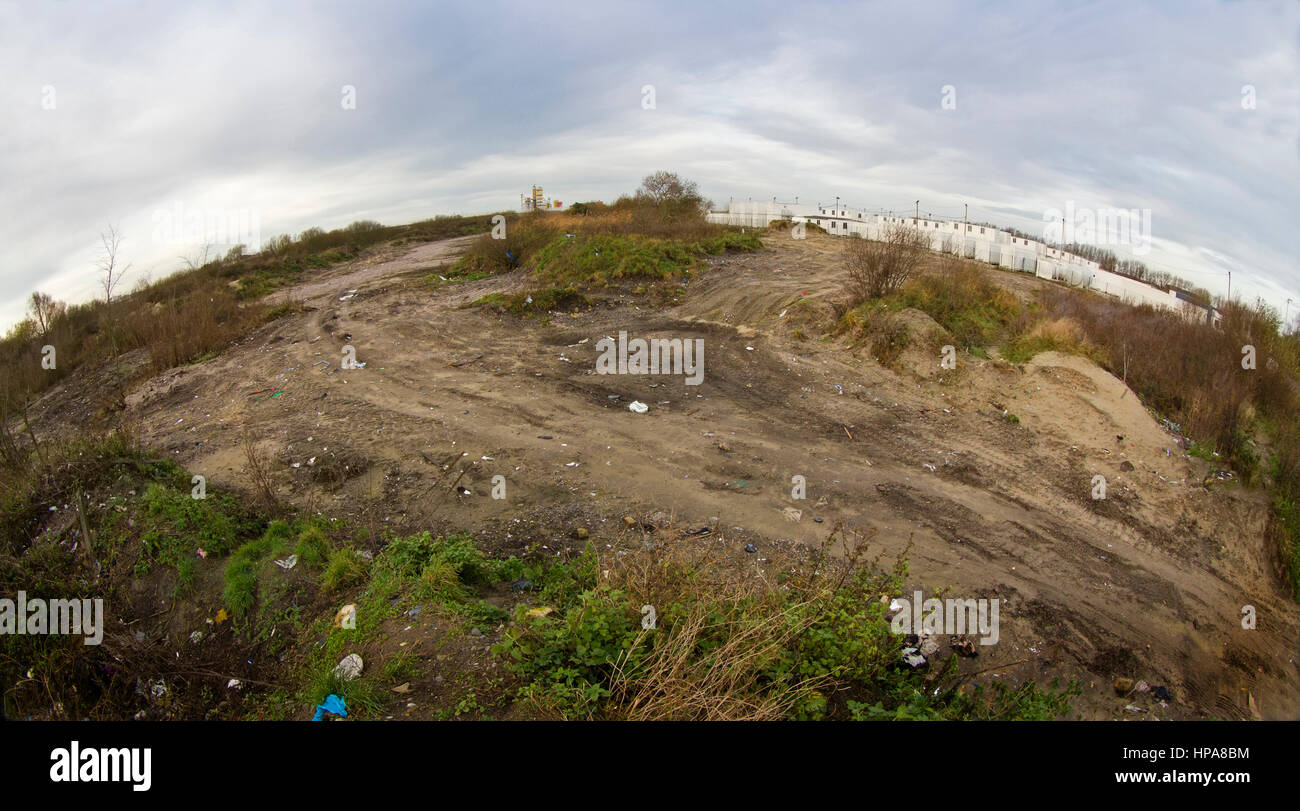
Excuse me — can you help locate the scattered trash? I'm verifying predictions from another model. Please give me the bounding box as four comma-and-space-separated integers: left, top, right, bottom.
901, 648, 927, 668
920, 640, 940, 658
312, 694, 348, 721
149, 679, 167, 698
511, 577, 533, 592
246, 388, 283, 403
392, 683, 411, 694
781, 507, 802, 522
1151, 685, 1172, 702
743, 543, 758, 554
275, 555, 299, 570
226, 679, 243, 690
332, 654, 364, 681
525, 606, 555, 618
1123, 704, 1148, 714
189, 631, 204, 645
951, 638, 978, 657
685, 526, 711, 536
1114, 677, 1135, 695
196, 547, 207, 559
628, 401, 649, 413
332, 604, 357, 628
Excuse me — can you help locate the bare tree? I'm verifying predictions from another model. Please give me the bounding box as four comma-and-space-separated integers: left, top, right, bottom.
179, 243, 216, 271
96, 225, 132, 353
844, 223, 933, 304
97, 225, 131, 308
27, 291, 65, 335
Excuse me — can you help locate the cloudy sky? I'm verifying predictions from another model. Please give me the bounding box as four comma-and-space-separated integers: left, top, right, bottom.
2, 0, 1297, 330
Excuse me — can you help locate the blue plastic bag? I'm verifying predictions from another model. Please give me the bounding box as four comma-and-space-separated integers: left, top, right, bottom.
312, 694, 348, 721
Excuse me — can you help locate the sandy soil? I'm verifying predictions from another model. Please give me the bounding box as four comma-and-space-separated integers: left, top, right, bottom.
40, 231, 1300, 720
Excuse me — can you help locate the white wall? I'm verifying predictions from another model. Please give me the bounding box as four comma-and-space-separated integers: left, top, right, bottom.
707, 199, 1200, 318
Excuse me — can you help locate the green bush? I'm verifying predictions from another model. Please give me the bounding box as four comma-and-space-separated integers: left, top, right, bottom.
321, 548, 366, 592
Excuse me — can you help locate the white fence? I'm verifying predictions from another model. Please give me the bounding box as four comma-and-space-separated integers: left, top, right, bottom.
708, 199, 1208, 320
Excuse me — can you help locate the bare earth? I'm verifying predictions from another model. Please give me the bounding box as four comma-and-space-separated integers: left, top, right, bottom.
46, 231, 1299, 720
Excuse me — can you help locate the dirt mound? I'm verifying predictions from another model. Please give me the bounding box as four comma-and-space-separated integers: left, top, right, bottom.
27, 231, 1300, 721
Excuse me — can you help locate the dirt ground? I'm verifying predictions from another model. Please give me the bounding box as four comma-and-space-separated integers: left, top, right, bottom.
34, 230, 1300, 720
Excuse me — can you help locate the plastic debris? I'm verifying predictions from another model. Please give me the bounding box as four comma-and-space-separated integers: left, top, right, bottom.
525, 606, 555, 619
332, 654, 364, 681
275, 555, 298, 570
312, 694, 348, 721
901, 648, 927, 668
744, 543, 758, 554
628, 401, 649, 413
332, 604, 357, 628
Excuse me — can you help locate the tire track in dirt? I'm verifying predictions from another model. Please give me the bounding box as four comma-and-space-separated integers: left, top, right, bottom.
97, 231, 1300, 720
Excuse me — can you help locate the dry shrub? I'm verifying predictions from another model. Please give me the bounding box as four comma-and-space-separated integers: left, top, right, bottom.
844, 223, 932, 305
610, 593, 827, 721
129, 284, 265, 372
591, 520, 883, 721
1025, 316, 1084, 344
241, 429, 280, 513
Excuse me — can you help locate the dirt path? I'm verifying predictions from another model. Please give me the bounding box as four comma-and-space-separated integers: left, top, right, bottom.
112, 232, 1300, 720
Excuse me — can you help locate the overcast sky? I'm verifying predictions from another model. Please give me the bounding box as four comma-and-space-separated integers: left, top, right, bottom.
2, 0, 1298, 330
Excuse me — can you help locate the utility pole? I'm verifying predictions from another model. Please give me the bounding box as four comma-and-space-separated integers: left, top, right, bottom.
1286, 298, 1292, 330
915, 200, 920, 220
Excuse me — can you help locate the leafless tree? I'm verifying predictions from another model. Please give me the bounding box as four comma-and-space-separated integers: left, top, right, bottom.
97, 224, 131, 308
179, 243, 216, 271
844, 223, 933, 304
27, 291, 65, 335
